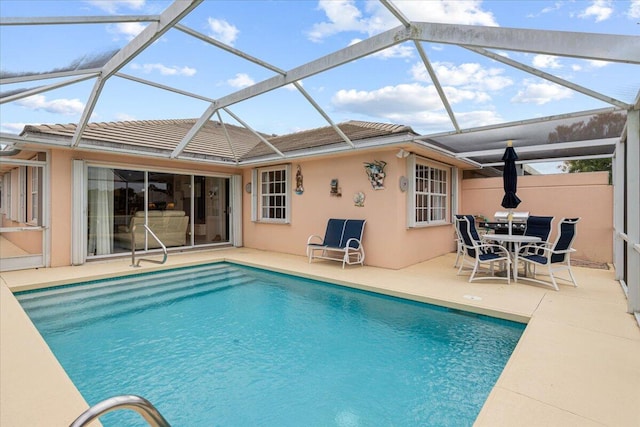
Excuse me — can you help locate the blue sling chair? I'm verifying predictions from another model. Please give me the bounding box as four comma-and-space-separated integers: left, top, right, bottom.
307, 219, 366, 268
453, 214, 483, 268
521, 215, 554, 275
455, 216, 512, 284
518, 217, 580, 290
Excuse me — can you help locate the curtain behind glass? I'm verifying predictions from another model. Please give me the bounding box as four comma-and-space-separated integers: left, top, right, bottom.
88, 167, 114, 255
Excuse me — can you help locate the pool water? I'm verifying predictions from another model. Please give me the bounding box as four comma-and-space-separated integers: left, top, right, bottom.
17, 263, 524, 426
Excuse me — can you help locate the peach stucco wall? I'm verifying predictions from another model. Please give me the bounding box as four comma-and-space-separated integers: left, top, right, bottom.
47, 149, 241, 267
461, 171, 612, 263
242, 150, 456, 270
41, 146, 611, 269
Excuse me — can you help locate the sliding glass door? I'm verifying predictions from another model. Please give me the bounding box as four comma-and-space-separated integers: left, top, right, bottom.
86, 166, 232, 258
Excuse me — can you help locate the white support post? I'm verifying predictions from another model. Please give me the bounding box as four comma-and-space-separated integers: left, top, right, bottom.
613, 138, 625, 281
626, 109, 640, 314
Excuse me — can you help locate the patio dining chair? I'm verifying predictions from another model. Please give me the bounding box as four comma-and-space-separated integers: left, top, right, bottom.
455, 216, 512, 284
453, 215, 483, 268
521, 215, 554, 275
518, 217, 580, 291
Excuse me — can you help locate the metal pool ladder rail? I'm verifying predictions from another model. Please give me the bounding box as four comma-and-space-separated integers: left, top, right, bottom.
69, 395, 171, 427
131, 224, 168, 267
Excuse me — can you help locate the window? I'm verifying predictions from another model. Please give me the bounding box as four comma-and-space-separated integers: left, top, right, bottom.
408, 155, 450, 227
30, 166, 38, 223
252, 165, 291, 223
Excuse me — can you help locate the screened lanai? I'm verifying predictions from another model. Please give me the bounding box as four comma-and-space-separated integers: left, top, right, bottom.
1, 1, 639, 317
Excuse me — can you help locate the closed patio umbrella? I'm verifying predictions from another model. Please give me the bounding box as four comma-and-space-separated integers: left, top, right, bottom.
501, 140, 521, 235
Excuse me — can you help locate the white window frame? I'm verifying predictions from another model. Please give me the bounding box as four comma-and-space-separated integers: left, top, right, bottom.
251, 164, 291, 224
30, 164, 39, 224
407, 155, 451, 227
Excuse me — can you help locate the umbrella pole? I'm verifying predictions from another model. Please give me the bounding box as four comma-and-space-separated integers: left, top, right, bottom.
508, 210, 513, 236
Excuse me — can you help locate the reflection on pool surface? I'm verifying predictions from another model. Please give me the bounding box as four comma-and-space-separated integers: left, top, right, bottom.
17, 263, 525, 426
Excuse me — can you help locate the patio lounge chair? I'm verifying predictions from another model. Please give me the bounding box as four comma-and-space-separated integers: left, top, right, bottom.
518, 217, 580, 290
455, 216, 512, 284
307, 219, 366, 268
453, 215, 482, 268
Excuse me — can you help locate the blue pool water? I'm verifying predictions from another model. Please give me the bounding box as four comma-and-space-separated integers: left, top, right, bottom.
17, 263, 524, 426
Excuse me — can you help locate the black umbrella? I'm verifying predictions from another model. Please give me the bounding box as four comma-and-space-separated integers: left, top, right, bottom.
501, 140, 521, 235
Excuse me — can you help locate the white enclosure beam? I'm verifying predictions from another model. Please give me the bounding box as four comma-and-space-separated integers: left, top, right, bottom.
412, 22, 640, 63
457, 138, 618, 159
626, 109, 640, 314
465, 46, 631, 109
70, 0, 203, 148
209, 25, 413, 110
0, 15, 159, 25
1, 68, 103, 85
415, 41, 460, 132
115, 73, 216, 103
424, 107, 620, 139
293, 82, 355, 148
221, 108, 285, 158
1, 73, 98, 104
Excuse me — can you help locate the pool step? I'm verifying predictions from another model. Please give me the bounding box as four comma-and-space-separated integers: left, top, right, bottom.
18, 264, 254, 332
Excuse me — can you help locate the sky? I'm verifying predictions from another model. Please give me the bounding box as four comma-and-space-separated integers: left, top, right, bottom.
1, 0, 639, 173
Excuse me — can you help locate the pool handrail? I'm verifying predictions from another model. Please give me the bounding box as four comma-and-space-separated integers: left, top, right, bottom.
69, 394, 171, 427
131, 224, 168, 267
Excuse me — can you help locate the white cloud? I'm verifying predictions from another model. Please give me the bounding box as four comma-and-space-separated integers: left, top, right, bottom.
130, 63, 197, 76
571, 64, 583, 71
331, 82, 503, 130
307, 0, 367, 42
587, 59, 609, 68
308, 0, 496, 43
85, 0, 145, 14
629, 0, 640, 18
578, 0, 613, 22
391, 0, 498, 26
16, 95, 85, 115
532, 54, 563, 69
511, 80, 574, 105
332, 82, 493, 119
411, 61, 513, 92
227, 73, 255, 88
0, 122, 35, 134
108, 22, 147, 41
527, 1, 563, 17
114, 113, 137, 121
207, 18, 239, 46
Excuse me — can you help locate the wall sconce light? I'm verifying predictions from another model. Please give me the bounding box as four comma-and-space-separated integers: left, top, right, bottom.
245, 182, 252, 193
396, 148, 410, 158
330, 179, 342, 197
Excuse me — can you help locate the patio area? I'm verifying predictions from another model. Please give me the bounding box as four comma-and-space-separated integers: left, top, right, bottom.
2, 247, 638, 426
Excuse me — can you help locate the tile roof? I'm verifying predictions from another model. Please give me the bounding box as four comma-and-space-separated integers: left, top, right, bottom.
243, 120, 417, 159
22, 119, 265, 160
22, 119, 416, 162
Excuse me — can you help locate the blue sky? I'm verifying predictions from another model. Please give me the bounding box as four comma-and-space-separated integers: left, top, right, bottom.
1, 0, 639, 174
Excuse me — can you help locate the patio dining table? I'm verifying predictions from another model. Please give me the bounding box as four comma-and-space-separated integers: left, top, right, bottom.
483, 234, 541, 282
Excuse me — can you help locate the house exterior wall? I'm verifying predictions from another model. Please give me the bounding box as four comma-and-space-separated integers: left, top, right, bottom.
12, 147, 611, 269
45, 148, 242, 267
242, 150, 457, 270
461, 171, 612, 264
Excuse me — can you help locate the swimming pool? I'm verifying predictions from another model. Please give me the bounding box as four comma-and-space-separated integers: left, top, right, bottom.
17, 263, 524, 426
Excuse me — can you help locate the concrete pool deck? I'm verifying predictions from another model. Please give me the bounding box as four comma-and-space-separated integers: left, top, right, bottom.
1, 248, 639, 426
